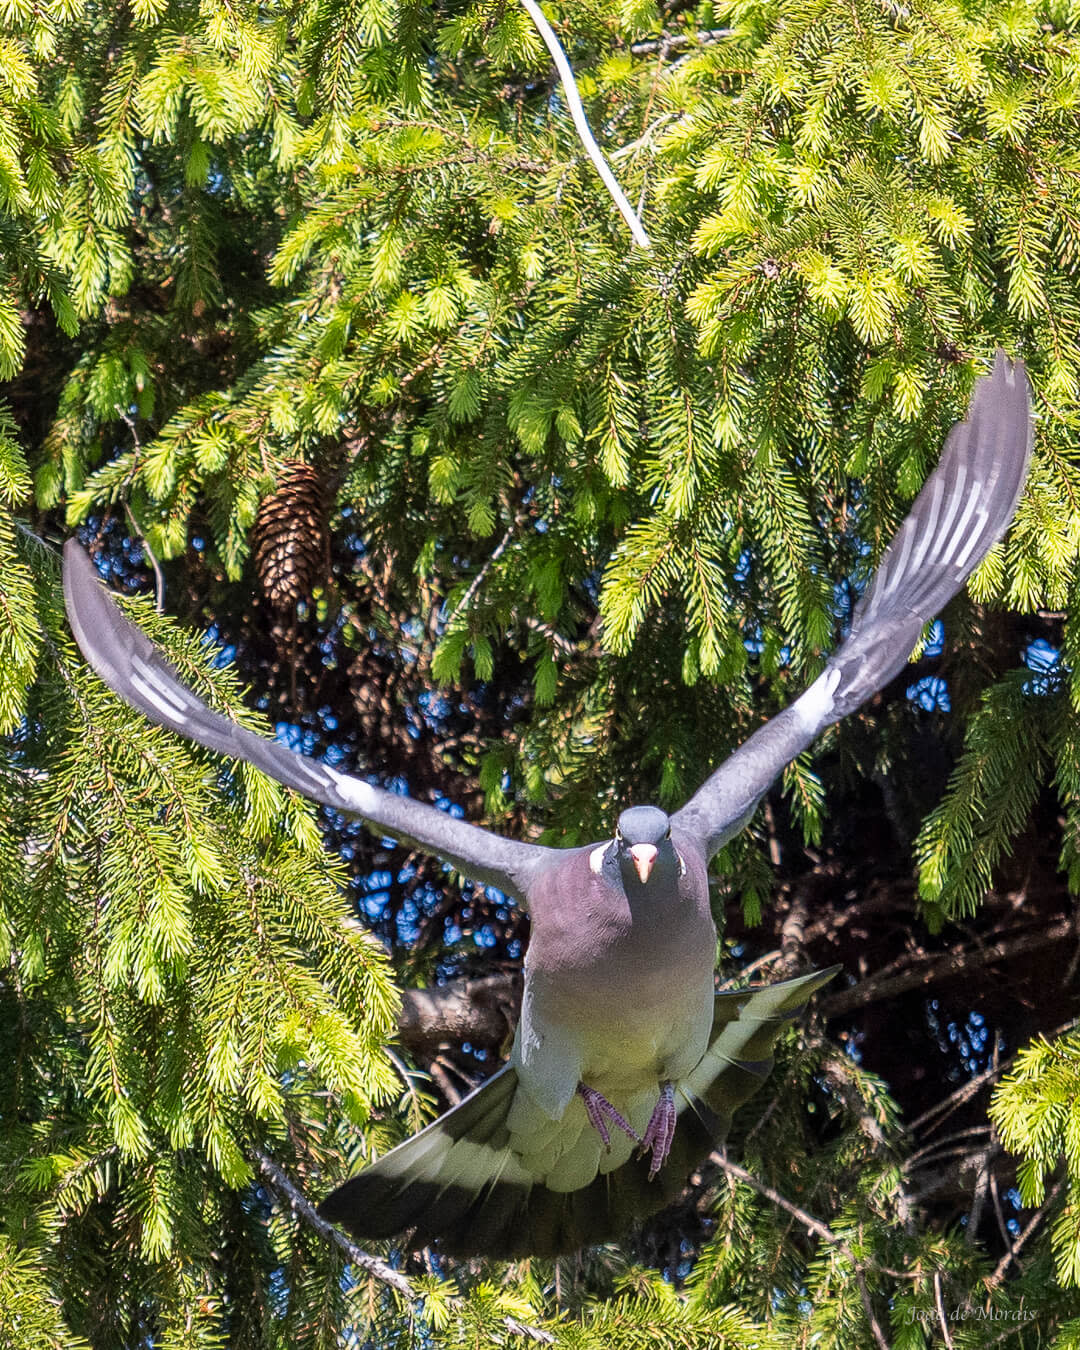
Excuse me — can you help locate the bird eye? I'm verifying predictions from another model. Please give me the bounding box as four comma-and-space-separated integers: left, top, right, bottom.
614, 829, 624, 843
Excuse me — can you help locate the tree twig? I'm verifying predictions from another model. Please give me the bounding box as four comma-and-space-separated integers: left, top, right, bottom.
934, 1269, 955, 1349
628, 27, 734, 55
712, 1153, 851, 1250
124, 503, 165, 614
114, 406, 166, 613
446, 509, 526, 627
517, 0, 651, 248
711, 1152, 904, 1348
856, 1266, 892, 1350
253, 1146, 413, 1294
716, 949, 783, 989
821, 918, 1074, 1017
986, 1176, 1066, 1288
252, 1147, 555, 1342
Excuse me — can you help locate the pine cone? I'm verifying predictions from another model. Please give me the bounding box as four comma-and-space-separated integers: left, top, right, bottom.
252, 462, 330, 611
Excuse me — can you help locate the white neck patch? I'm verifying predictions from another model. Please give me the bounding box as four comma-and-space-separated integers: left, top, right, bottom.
589, 844, 609, 874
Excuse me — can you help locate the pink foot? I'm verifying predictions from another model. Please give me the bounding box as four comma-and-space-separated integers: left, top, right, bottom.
640, 1081, 677, 1179
577, 1083, 642, 1151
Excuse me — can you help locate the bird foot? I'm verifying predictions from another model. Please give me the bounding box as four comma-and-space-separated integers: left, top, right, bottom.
577, 1083, 642, 1151
639, 1081, 677, 1180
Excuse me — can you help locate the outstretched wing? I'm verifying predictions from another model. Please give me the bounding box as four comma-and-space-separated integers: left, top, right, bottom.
62, 539, 553, 900
673, 349, 1033, 859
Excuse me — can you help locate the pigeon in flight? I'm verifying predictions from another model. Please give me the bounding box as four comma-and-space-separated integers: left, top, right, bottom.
62, 350, 1032, 1257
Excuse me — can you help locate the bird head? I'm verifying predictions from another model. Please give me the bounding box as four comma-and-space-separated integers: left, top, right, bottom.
610, 805, 681, 887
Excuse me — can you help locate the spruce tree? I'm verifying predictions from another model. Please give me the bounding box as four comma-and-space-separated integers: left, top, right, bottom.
0, 0, 1078, 1345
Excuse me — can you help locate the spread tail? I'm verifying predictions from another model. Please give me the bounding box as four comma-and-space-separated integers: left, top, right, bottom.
318, 967, 838, 1257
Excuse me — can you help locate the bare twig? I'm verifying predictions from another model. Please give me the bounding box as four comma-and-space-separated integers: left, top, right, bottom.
821, 919, 1074, 1017
517, 0, 651, 248
934, 1270, 955, 1349
123, 502, 166, 614
114, 407, 166, 613
253, 1146, 413, 1294
628, 27, 735, 55
986, 1176, 1066, 1288
252, 1147, 555, 1342
428, 1055, 466, 1105
710, 1149, 914, 1350
609, 111, 684, 161
716, 950, 783, 989
712, 1152, 853, 1249
714, 1152, 894, 1346
989, 1172, 1015, 1260
446, 510, 526, 626
856, 1266, 892, 1350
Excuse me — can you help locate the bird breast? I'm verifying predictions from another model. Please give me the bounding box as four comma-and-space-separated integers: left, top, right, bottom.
524, 838, 716, 1035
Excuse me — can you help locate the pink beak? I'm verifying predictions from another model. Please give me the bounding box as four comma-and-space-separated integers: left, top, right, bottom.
630, 843, 658, 883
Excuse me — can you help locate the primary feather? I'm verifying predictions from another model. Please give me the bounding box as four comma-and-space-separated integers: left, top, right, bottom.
672, 349, 1032, 857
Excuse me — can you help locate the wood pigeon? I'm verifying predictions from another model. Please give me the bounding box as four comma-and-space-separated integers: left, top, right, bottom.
61, 350, 1032, 1258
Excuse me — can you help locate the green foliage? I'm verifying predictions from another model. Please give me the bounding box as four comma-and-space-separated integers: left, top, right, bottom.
0, 534, 400, 1344
992, 1030, 1080, 1288
0, 0, 1077, 1342
915, 673, 1052, 916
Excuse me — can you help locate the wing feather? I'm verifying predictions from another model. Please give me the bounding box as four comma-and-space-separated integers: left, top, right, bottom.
63, 539, 551, 899
673, 350, 1033, 858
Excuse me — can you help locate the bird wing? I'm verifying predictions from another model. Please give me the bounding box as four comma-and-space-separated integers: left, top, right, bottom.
317, 967, 837, 1257
62, 539, 553, 900
672, 349, 1033, 860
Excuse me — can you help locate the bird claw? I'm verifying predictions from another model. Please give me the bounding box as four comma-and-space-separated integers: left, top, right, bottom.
578, 1083, 642, 1151
639, 1081, 677, 1180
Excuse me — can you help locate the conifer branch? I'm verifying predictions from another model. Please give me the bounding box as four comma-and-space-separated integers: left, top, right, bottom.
253, 1147, 415, 1295
517, 0, 651, 248
712, 1153, 854, 1251
712, 1154, 904, 1349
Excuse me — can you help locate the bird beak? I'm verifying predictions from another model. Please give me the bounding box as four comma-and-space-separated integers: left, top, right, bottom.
630, 843, 658, 883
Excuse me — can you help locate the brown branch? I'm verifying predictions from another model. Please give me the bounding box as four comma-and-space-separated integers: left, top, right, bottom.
934, 1270, 955, 1349
856, 1267, 893, 1350
253, 1146, 413, 1294
711, 1153, 855, 1251
397, 971, 522, 1060
716, 950, 783, 988
820, 919, 1074, 1017
986, 1176, 1066, 1288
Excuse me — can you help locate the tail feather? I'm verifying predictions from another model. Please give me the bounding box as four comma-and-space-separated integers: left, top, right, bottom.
318, 1065, 528, 1243
318, 968, 840, 1257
